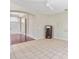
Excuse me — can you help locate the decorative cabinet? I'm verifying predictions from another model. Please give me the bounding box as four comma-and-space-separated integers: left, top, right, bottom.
45, 25, 53, 39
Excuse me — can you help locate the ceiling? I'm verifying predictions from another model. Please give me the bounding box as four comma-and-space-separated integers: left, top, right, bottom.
11, 0, 68, 15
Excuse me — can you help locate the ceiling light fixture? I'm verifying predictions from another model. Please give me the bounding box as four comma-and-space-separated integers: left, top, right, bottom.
46, 0, 54, 10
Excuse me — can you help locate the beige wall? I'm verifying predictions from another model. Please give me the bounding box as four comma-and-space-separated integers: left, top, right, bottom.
53, 12, 68, 40
27, 15, 56, 39
28, 12, 68, 40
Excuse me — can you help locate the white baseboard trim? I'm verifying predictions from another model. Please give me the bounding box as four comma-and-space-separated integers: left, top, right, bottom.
54, 36, 68, 41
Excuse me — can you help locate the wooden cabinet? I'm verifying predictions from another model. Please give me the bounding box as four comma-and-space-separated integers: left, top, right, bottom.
45, 25, 53, 39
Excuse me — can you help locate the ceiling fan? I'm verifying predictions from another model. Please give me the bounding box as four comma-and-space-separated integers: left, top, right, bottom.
46, 0, 68, 11
46, 0, 54, 10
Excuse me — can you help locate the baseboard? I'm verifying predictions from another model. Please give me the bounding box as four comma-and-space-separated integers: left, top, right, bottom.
54, 36, 68, 41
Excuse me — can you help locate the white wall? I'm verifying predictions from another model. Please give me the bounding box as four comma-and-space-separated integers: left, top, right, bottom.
28, 12, 68, 40
53, 12, 68, 40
